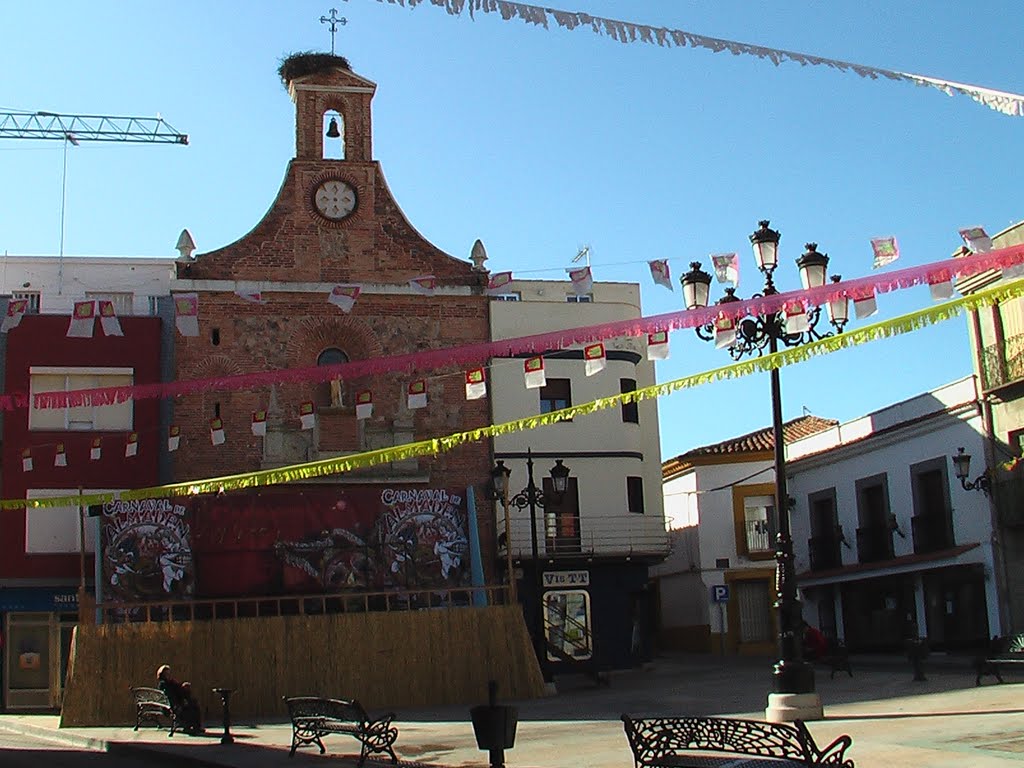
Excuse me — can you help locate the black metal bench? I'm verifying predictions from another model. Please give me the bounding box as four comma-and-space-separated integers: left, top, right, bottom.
131, 686, 176, 736
622, 714, 854, 767
974, 633, 1024, 686
284, 696, 398, 765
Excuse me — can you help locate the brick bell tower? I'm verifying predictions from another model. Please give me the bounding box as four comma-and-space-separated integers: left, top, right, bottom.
290, 55, 375, 163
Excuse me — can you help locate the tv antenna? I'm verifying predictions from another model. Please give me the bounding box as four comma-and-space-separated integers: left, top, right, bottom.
573, 244, 592, 266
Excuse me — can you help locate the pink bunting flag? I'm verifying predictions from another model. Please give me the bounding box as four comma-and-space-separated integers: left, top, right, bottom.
784, 300, 810, 333
251, 409, 267, 436
871, 237, 900, 269
568, 266, 593, 296
853, 292, 878, 319
409, 275, 437, 296
210, 418, 226, 446
328, 285, 361, 313
235, 288, 266, 304
90, 437, 102, 461
175, 293, 200, 337
168, 425, 181, 452
299, 402, 316, 430
355, 390, 374, 420
98, 300, 124, 336
647, 330, 669, 361
648, 260, 673, 291
960, 226, 993, 254
524, 356, 546, 389
711, 253, 740, 286
465, 368, 487, 400
2, 299, 29, 333
125, 432, 139, 458
22, 448, 33, 472
407, 380, 428, 410
714, 314, 736, 349
54, 442, 67, 467
584, 342, 606, 376
67, 300, 96, 338
486, 272, 514, 295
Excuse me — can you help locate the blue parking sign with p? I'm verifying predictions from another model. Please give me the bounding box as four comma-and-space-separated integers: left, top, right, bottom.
712, 585, 730, 603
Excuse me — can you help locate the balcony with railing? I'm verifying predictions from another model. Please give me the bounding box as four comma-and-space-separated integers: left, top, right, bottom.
503, 513, 669, 560
855, 525, 894, 564
808, 531, 844, 571
980, 334, 1024, 391
744, 519, 776, 555
910, 514, 955, 554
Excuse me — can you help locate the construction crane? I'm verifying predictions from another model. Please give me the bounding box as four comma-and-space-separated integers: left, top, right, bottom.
0, 110, 188, 144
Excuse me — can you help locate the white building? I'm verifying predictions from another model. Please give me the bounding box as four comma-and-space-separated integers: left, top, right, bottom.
656, 416, 835, 654
788, 377, 999, 651
489, 278, 666, 671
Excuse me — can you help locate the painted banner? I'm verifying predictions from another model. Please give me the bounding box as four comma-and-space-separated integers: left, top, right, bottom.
101, 498, 194, 602
189, 486, 469, 598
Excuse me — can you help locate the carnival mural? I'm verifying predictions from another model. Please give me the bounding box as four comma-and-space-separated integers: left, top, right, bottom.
101, 498, 194, 602
189, 486, 469, 598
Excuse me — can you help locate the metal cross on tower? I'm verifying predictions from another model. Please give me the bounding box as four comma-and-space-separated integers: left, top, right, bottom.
320, 8, 348, 55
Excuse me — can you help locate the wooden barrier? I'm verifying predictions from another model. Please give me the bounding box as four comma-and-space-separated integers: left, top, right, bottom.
60, 604, 544, 727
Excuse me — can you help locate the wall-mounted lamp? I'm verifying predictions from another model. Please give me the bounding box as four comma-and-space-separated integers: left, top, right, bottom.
952, 447, 992, 497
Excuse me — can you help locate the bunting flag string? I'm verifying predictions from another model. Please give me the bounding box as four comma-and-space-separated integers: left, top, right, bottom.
365, 0, 1024, 117
7, 278, 1023, 511
19, 243, 1024, 412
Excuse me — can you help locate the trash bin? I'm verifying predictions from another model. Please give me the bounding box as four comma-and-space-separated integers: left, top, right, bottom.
470, 680, 518, 768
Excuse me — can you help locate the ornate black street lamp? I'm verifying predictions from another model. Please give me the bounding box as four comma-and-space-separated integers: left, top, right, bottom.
951, 447, 992, 496
681, 220, 848, 722
489, 449, 570, 681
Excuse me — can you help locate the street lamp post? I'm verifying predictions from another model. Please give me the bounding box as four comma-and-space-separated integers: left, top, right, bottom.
489, 449, 570, 682
681, 220, 849, 723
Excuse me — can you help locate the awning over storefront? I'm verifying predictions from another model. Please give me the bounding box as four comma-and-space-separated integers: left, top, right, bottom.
797, 543, 981, 588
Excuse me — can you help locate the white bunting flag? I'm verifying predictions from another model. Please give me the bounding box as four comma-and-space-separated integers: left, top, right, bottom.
959, 226, 993, 253
648, 260, 673, 291
647, 330, 670, 361
928, 274, 954, 301
234, 288, 266, 304
175, 293, 200, 337
67, 300, 96, 338
409, 275, 437, 296
251, 409, 267, 436
125, 432, 139, 458
871, 237, 900, 269
853, 293, 878, 319
299, 402, 316, 430
784, 300, 810, 333
54, 443, 67, 467
168, 426, 181, 452
2, 299, 29, 333
22, 448, 33, 472
90, 438, 102, 461
328, 285, 361, 313
584, 342, 607, 376
98, 300, 124, 336
210, 418, 226, 445
407, 380, 428, 410
714, 314, 736, 349
465, 368, 487, 400
355, 390, 374, 420
711, 253, 740, 286
568, 266, 593, 296
524, 356, 546, 389
486, 271, 514, 295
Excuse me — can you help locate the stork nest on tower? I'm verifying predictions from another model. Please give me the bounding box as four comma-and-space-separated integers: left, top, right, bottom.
278, 52, 352, 87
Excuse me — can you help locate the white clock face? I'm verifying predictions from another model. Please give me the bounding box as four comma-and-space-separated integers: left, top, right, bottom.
314, 180, 357, 220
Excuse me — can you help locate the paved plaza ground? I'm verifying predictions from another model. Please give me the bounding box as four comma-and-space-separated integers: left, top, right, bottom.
0, 653, 1022, 766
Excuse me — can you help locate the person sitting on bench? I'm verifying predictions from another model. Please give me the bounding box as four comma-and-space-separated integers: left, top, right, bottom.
156, 664, 203, 735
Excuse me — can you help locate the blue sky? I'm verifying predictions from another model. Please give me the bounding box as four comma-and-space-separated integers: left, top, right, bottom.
2, 1, 1022, 462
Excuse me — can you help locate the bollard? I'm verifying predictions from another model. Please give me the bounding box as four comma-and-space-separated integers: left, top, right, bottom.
470, 680, 518, 768
212, 688, 235, 744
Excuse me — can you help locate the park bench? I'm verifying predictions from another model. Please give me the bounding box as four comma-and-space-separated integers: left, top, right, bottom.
283, 696, 399, 766
131, 686, 176, 736
974, 633, 1024, 686
622, 714, 855, 767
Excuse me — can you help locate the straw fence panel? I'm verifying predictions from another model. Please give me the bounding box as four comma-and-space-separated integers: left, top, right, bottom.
60, 604, 543, 727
